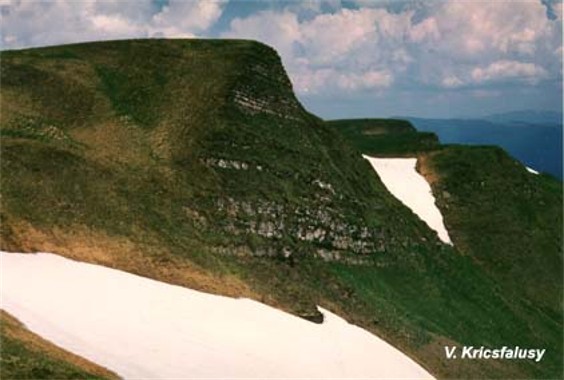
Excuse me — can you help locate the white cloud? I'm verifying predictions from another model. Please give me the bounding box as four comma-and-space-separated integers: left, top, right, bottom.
223, 1, 561, 95
358, 70, 394, 88
441, 75, 464, 89
223, 7, 412, 93
90, 14, 142, 36
291, 67, 393, 95
471, 60, 548, 84
1, 0, 561, 100
300, 9, 378, 64
151, 1, 225, 33
293, 67, 333, 94
409, 17, 439, 43
0, 0, 226, 49
419, 1, 553, 57
92, 0, 156, 22
226, 10, 301, 60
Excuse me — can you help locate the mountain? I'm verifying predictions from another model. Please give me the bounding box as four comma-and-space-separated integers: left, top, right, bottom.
484, 110, 563, 125
404, 117, 563, 179
329, 118, 562, 378
325, 118, 439, 155
1, 40, 562, 379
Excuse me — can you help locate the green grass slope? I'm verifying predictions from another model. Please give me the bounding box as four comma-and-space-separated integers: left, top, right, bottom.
421, 146, 562, 315
331, 118, 563, 378
327, 118, 439, 155
419, 146, 563, 379
0, 39, 561, 379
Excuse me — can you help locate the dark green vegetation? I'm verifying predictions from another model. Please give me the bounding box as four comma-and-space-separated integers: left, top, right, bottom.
422, 146, 563, 379
0, 39, 562, 379
326, 118, 439, 155
331, 119, 563, 378
424, 146, 562, 317
0, 312, 116, 379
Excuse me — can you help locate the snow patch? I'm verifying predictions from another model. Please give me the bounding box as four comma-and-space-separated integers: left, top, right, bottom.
363, 155, 452, 245
526, 166, 539, 175
1, 251, 434, 379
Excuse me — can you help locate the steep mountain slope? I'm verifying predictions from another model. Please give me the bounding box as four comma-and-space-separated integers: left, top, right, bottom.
0, 40, 561, 379
418, 146, 562, 315
0, 39, 445, 318
332, 118, 563, 378
330, 119, 562, 316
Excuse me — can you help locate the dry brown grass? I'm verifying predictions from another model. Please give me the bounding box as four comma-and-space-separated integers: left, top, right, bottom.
416, 152, 440, 185
1, 310, 119, 379
70, 121, 152, 166
2, 219, 260, 301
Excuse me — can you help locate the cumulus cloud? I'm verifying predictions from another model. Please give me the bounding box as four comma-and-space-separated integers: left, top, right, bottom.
227, 10, 301, 59
0, 0, 226, 48
409, 17, 439, 43
150, 1, 224, 35
300, 9, 378, 64
223, 7, 414, 93
433, 1, 555, 56
1, 0, 561, 103
222, 0, 561, 95
471, 60, 548, 84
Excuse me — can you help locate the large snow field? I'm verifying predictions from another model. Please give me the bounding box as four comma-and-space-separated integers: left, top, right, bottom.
363, 156, 452, 245
1, 251, 434, 379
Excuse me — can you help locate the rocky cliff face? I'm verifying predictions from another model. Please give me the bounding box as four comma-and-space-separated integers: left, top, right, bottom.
154, 40, 443, 265
230, 50, 304, 121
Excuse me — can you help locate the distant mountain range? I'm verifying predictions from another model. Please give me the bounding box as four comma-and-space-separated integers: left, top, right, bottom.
401, 112, 563, 179
483, 110, 563, 125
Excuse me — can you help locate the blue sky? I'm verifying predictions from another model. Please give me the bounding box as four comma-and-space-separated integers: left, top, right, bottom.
1, 0, 562, 119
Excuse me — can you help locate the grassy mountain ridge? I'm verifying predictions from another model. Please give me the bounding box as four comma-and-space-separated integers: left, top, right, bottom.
0, 39, 562, 379
0, 39, 443, 273
326, 118, 439, 155
331, 119, 562, 312
418, 146, 562, 314
331, 118, 563, 378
